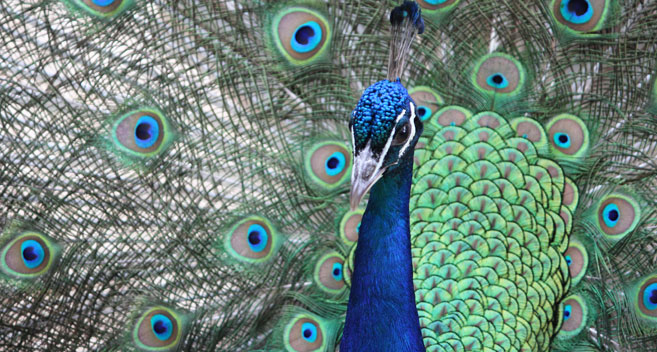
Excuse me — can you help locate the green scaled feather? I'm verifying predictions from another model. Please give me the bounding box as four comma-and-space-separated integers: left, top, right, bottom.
411, 106, 573, 351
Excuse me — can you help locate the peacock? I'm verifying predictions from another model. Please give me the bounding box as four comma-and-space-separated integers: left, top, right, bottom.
2, 0, 657, 350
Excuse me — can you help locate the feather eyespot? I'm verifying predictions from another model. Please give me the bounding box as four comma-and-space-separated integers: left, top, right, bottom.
271, 7, 331, 66
557, 295, 588, 339
339, 209, 363, 244
596, 194, 640, 240
631, 274, 657, 323
111, 108, 173, 160
285, 315, 325, 352
304, 141, 352, 191
635, 275, 657, 321
472, 53, 526, 96
416, 0, 461, 22
546, 114, 589, 158
69, 0, 133, 18
0, 231, 60, 279
564, 240, 588, 286
223, 216, 280, 263
551, 0, 610, 34
133, 307, 185, 351
560, 0, 594, 24
409, 87, 444, 122
314, 252, 346, 293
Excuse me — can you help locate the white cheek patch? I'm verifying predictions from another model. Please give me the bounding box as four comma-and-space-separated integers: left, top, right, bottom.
397, 102, 417, 159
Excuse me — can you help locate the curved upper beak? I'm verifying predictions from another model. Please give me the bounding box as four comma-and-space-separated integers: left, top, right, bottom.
349, 144, 386, 211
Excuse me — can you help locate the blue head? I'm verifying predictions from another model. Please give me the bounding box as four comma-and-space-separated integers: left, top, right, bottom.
349, 79, 423, 209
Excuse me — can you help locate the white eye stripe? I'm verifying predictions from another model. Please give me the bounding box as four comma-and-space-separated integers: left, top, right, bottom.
350, 125, 356, 156
398, 102, 416, 158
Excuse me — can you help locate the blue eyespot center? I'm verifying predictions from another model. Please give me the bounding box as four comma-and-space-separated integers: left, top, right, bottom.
291, 21, 322, 53
327, 157, 338, 169
92, 0, 117, 6
417, 106, 432, 121
563, 304, 572, 320
425, 0, 448, 4
151, 314, 173, 341
134, 115, 160, 149
561, 0, 593, 24
486, 73, 509, 89
324, 151, 346, 176
554, 132, 571, 148
247, 224, 268, 252
331, 262, 343, 281
568, 0, 588, 16
565, 255, 572, 266
301, 322, 318, 343
602, 203, 620, 228
21, 240, 44, 269
643, 283, 657, 310
248, 232, 260, 245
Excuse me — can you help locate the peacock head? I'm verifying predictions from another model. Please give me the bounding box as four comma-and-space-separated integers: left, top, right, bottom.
349, 79, 423, 210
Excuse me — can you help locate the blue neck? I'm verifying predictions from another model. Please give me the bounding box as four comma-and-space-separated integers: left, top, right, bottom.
340, 156, 424, 351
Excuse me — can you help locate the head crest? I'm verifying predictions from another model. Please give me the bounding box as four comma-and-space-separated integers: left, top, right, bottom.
387, 1, 424, 81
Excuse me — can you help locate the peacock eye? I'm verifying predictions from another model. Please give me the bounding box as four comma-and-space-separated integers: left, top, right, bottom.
596, 194, 640, 240
285, 315, 325, 351
269, 7, 332, 66
636, 275, 657, 320
223, 216, 280, 264
111, 108, 173, 161
551, 0, 609, 35
557, 295, 588, 339
133, 307, 185, 350
409, 87, 443, 122
313, 252, 346, 293
392, 122, 411, 146
1, 232, 60, 279
71, 0, 133, 19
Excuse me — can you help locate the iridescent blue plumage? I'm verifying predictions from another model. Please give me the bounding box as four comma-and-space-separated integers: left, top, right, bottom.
343, 4, 425, 347
344, 78, 425, 351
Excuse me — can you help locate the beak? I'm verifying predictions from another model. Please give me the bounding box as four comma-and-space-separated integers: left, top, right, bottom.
349, 144, 386, 211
